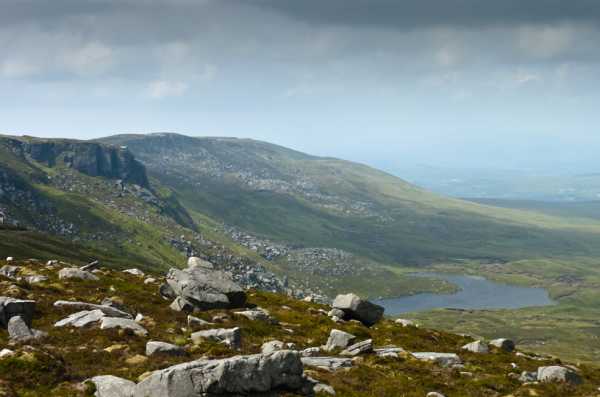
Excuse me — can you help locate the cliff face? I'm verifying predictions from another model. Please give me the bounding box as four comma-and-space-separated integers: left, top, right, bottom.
11, 138, 149, 187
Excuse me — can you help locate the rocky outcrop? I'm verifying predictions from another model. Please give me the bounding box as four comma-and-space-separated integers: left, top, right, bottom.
165, 266, 246, 312
133, 350, 306, 397
332, 293, 384, 326
301, 356, 353, 371
537, 366, 582, 384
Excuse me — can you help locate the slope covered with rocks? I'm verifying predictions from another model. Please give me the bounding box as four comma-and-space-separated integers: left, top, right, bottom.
0, 255, 598, 397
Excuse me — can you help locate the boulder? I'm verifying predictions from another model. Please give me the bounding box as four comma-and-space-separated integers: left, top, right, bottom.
133, 350, 305, 397
234, 307, 277, 323
394, 318, 416, 327
169, 297, 194, 313
187, 257, 214, 269
159, 283, 177, 300
324, 329, 355, 352
24, 275, 48, 284
7, 315, 46, 342
518, 371, 537, 383
301, 356, 353, 371
0, 349, 15, 358
55, 310, 106, 328
261, 340, 296, 355
412, 352, 462, 367
0, 265, 19, 279
537, 366, 582, 384
301, 347, 322, 357
54, 300, 132, 319
80, 260, 100, 272
166, 266, 246, 311
374, 346, 407, 358
489, 338, 515, 352
191, 327, 241, 350
462, 340, 489, 354
0, 297, 35, 327
89, 375, 136, 397
123, 268, 145, 277
341, 339, 373, 356
100, 317, 148, 336
327, 308, 345, 319
58, 267, 99, 281
146, 341, 186, 357
331, 293, 384, 326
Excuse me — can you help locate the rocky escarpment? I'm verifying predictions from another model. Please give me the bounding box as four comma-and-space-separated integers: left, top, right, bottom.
3, 136, 149, 187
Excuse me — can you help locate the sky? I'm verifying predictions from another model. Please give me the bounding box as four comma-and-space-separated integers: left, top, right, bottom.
1, 0, 600, 173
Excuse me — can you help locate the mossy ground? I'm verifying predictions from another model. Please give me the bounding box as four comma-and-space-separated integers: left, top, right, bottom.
1, 259, 600, 396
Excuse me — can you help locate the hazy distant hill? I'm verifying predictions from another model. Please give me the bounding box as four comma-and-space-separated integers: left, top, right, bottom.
98, 133, 600, 265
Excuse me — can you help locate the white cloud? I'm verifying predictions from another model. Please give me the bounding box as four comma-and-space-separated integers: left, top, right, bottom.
0, 59, 39, 78
62, 42, 115, 75
147, 80, 189, 99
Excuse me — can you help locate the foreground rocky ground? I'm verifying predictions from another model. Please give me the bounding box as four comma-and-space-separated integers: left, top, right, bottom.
1, 257, 600, 396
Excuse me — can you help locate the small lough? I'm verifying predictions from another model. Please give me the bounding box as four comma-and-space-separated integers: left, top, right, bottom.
377, 273, 555, 315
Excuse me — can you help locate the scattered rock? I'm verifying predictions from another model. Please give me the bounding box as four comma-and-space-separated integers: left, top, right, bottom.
187, 256, 214, 269
489, 338, 515, 352
187, 315, 213, 329
24, 275, 48, 284
518, 371, 537, 383
427, 392, 446, 397
462, 340, 489, 354
146, 341, 185, 357
125, 354, 148, 366
341, 339, 373, 356
134, 350, 305, 397
55, 309, 106, 328
234, 307, 277, 323
169, 297, 194, 313
0, 297, 35, 327
0, 265, 19, 279
301, 356, 353, 371
537, 366, 582, 385
0, 349, 15, 359
144, 278, 156, 285
374, 346, 407, 358
54, 300, 132, 319
394, 318, 416, 327
79, 260, 100, 272
7, 315, 46, 342
301, 347, 322, 357
123, 268, 145, 277
190, 327, 242, 350
324, 329, 355, 352
58, 268, 99, 281
331, 293, 384, 326
100, 317, 149, 336
313, 383, 336, 396
166, 266, 246, 311
89, 375, 136, 397
412, 352, 462, 367
261, 340, 285, 355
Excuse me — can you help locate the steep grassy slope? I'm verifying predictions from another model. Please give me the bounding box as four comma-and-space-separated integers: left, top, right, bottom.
100, 133, 600, 265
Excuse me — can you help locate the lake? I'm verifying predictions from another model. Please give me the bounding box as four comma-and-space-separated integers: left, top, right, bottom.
376, 273, 555, 315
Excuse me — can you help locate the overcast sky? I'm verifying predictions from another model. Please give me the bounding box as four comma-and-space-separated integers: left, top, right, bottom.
1, 0, 600, 173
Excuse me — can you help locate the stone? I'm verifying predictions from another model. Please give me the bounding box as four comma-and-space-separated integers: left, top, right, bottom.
24, 275, 48, 284
462, 340, 489, 354
331, 293, 384, 326
146, 341, 185, 357
133, 350, 305, 397
58, 267, 99, 281
89, 375, 136, 397
135, 313, 144, 322
314, 383, 336, 396
104, 344, 129, 354
374, 346, 407, 358
54, 300, 132, 319
519, 371, 537, 383
394, 318, 416, 327
0, 297, 35, 328
324, 329, 355, 352
55, 310, 106, 328
0, 349, 15, 358
301, 356, 353, 371
426, 393, 446, 397
80, 260, 100, 272
159, 283, 177, 300
234, 307, 277, 323
144, 278, 156, 285
187, 257, 214, 269
537, 366, 582, 384
341, 339, 373, 356
6, 257, 13, 262
100, 317, 149, 337
169, 297, 194, 313
191, 327, 241, 350
327, 308, 345, 319
412, 352, 462, 367
489, 338, 515, 352
301, 347, 321, 357
261, 340, 287, 354
123, 268, 145, 277
0, 265, 19, 279
7, 315, 46, 342
126, 354, 148, 366
187, 315, 213, 328
165, 266, 246, 311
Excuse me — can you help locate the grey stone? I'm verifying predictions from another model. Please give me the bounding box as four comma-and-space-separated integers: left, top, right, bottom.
0, 348, 15, 358
0, 265, 19, 279
301, 347, 322, 357
341, 339, 373, 356
489, 338, 515, 352
412, 352, 462, 367
187, 315, 213, 328
90, 375, 136, 397
133, 350, 305, 397
24, 275, 48, 284
54, 300, 132, 319
518, 371, 537, 383
327, 308, 345, 318
261, 340, 285, 355
234, 307, 277, 323
324, 329, 355, 352
169, 297, 194, 313
166, 266, 246, 311
55, 309, 106, 328
537, 366, 582, 384
426, 393, 446, 397
332, 293, 384, 326
123, 268, 145, 277
191, 327, 241, 350
187, 257, 214, 269
394, 318, 416, 327
462, 340, 489, 354
80, 260, 100, 272
374, 346, 407, 358
159, 283, 177, 300
100, 317, 148, 336
301, 356, 353, 371
0, 297, 35, 327
146, 341, 185, 357
314, 383, 336, 396
58, 267, 99, 281
7, 315, 46, 342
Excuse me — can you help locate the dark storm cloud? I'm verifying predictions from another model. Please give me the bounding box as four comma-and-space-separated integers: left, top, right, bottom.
243, 0, 600, 29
